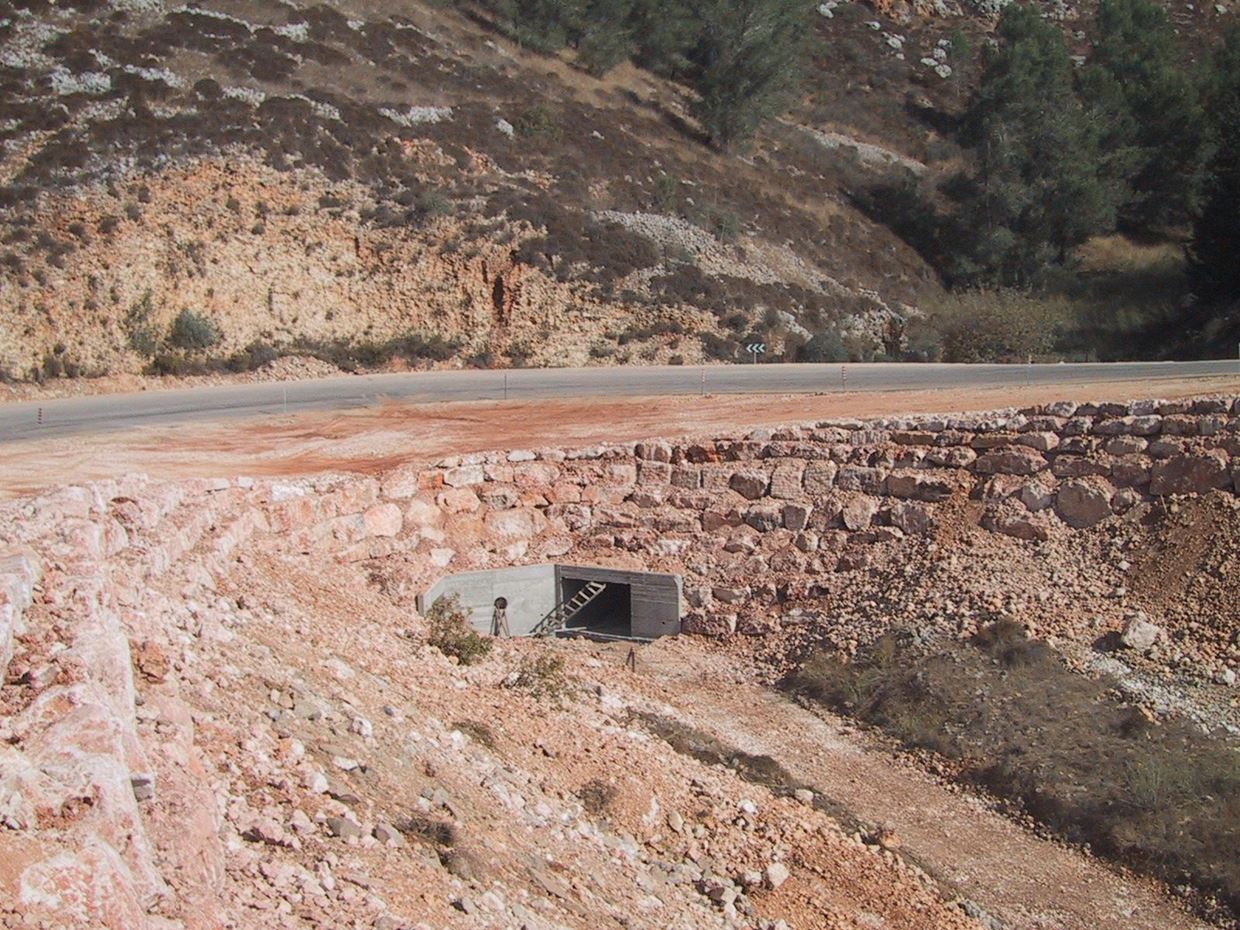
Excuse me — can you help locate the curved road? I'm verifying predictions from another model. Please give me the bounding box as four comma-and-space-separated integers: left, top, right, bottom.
1, 360, 1236, 442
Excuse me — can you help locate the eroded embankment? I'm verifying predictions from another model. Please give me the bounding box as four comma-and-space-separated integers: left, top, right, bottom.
0, 393, 1237, 929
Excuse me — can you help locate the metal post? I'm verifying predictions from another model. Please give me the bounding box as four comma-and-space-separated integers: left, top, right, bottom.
36, 407, 43, 426
841, 366, 847, 391
282, 385, 287, 415
700, 367, 705, 396
504, 371, 508, 401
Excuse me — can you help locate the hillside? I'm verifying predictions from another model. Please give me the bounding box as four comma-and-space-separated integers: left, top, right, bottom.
0, 0, 1234, 382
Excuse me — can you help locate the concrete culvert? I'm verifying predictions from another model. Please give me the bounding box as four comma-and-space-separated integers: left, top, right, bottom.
418, 564, 682, 640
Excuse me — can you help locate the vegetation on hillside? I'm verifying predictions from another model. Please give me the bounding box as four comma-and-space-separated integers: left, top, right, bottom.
465, 0, 1238, 361
787, 622, 1240, 922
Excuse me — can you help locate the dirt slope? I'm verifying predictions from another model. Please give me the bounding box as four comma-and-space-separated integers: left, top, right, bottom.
634, 638, 1214, 930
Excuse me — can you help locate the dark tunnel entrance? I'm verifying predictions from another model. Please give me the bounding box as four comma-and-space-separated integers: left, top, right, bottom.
559, 575, 632, 639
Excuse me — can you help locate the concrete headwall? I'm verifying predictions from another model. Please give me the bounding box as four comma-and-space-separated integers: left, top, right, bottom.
419, 564, 558, 636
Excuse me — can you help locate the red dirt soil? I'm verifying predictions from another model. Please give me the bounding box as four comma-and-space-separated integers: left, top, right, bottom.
2, 375, 1237, 499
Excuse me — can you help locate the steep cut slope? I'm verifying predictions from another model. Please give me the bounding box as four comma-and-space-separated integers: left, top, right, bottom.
0, 0, 960, 381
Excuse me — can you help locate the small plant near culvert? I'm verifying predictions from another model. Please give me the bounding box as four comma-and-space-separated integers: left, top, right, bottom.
507, 652, 572, 705
577, 778, 618, 816
168, 308, 220, 350
425, 594, 492, 665
452, 719, 497, 749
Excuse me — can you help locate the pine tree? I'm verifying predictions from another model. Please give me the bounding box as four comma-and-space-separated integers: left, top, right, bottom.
687, 0, 810, 151
955, 4, 1123, 287
575, 0, 637, 75
1090, 0, 1206, 229
1188, 27, 1240, 307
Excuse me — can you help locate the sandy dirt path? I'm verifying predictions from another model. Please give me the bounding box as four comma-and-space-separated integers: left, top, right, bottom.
1, 375, 1237, 499
634, 639, 1212, 930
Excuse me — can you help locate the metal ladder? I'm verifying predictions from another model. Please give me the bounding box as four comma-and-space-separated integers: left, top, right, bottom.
531, 582, 608, 637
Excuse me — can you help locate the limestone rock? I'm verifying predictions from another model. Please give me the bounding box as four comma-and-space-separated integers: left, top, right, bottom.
363, 503, 403, 538
1149, 451, 1231, 496
765, 862, 790, 890
841, 496, 878, 531
729, 470, 769, 500
1120, 612, 1162, 651
974, 448, 1047, 476
1054, 479, 1112, 528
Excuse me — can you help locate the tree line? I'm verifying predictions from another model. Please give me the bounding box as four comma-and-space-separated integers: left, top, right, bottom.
470, 0, 1239, 346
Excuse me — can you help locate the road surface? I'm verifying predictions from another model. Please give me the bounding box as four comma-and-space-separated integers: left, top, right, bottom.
1, 360, 1236, 442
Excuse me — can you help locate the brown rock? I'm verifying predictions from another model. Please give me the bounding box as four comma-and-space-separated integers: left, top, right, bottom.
803, 461, 839, 496
1148, 451, 1231, 496
783, 502, 813, 531
983, 503, 1050, 541
974, 448, 1047, 476
841, 496, 878, 531
886, 471, 957, 502
889, 501, 933, 535
1054, 479, 1113, 528
729, 470, 769, 500
133, 641, 169, 683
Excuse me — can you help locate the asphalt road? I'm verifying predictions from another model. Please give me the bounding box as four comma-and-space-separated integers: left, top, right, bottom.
1, 360, 1236, 442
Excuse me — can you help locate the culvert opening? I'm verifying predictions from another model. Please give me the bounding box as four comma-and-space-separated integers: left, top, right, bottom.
417, 564, 681, 641
559, 575, 632, 639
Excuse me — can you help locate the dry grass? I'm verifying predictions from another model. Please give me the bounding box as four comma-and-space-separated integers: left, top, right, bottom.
786, 623, 1240, 921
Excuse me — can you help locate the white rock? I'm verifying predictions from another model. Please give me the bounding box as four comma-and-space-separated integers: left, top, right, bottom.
1120, 613, 1162, 651
765, 862, 790, 889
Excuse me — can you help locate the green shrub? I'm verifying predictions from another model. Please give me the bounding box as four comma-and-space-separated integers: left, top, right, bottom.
514, 103, 561, 139
167, 308, 220, 350
508, 652, 571, 704
425, 594, 493, 665
124, 290, 161, 357
797, 328, 849, 362
578, 778, 618, 815
923, 289, 1071, 363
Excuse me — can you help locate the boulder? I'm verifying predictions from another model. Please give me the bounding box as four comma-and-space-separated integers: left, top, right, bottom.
1149, 451, 1231, 496
443, 465, 485, 488
362, 503, 403, 538
743, 503, 784, 533
974, 448, 1047, 476
886, 471, 957, 502
1018, 481, 1055, 512
782, 503, 813, 531
983, 504, 1050, 541
1016, 431, 1059, 452
841, 496, 879, 531
834, 466, 888, 495
769, 463, 805, 499
803, 461, 838, 495
729, 470, 769, 500
1054, 479, 1113, 528
889, 501, 934, 535
1120, 612, 1162, 651
483, 508, 545, 539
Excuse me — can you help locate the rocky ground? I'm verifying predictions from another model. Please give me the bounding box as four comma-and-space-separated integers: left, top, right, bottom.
1, 391, 1238, 928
